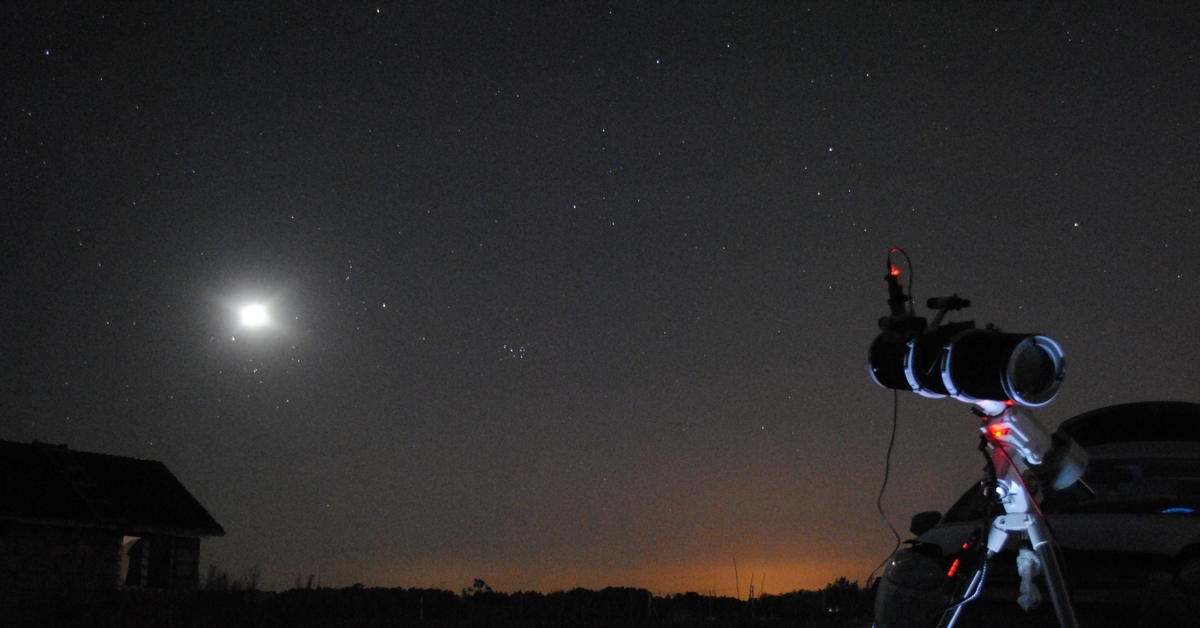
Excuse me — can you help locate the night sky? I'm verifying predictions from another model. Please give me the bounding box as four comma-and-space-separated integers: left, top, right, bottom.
4, 2, 1198, 595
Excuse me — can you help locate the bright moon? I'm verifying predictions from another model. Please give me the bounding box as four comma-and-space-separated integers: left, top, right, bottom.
239, 304, 269, 328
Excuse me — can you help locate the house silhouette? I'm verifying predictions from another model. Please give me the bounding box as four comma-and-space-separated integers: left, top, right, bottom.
0, 440, 225, 601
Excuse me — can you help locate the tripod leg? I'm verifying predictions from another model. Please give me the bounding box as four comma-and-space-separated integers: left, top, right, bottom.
1036, 543, 1080, 628
936, 559, 988, 628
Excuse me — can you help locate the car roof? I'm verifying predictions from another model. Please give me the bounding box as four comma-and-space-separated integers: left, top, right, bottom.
1056, 401, 1200, 447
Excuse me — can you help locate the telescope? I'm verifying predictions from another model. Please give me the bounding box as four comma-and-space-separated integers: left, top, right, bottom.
867, 251, 1065, 408
867, 249, 1086, 628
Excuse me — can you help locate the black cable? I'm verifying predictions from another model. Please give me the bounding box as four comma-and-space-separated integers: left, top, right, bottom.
868, 389, 902, 583
979, 435, 1001, 521
936, 439, 1005, 617
867, 247, 913, 584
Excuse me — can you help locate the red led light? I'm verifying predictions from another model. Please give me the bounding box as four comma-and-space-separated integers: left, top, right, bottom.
990, 427, 1010, 439
889, 264, 901, 277
947, 558, 961, 577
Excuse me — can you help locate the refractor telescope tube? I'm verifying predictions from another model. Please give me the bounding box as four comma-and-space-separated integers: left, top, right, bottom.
868, 328, 1066, 407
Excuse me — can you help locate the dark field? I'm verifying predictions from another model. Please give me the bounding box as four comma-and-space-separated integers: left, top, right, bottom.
2, 579, 874, 628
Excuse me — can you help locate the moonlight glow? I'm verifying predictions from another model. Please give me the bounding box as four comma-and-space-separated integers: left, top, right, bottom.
239, 304, 270, 328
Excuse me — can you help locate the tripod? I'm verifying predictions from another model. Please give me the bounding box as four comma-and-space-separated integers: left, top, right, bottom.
938, 406, 1083, 628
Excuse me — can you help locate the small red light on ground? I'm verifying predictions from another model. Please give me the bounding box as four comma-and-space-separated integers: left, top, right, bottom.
889, 265, 901, 277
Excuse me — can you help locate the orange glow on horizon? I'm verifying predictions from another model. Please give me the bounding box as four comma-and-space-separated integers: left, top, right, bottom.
339, 556, 879, 597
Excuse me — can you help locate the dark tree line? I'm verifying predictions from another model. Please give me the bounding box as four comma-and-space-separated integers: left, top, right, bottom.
3, 576, 875, 627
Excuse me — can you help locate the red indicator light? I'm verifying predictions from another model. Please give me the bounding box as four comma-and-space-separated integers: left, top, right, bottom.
962, 542, 971, 550
947, 558, 961, 577
889, 264, 901, 277
1005, 399, 1016, 406
990, 427, 1010, 439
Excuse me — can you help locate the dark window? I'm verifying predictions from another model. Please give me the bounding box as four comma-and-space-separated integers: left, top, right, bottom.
1041, 458, 1200, 515
941, 482, 991, 524
147, 536, 176, 588
124, 538, 147, 587
944, 458, 1200, 521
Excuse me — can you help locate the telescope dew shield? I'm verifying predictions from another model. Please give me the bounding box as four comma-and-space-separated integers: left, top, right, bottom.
940, 331, 1065, 407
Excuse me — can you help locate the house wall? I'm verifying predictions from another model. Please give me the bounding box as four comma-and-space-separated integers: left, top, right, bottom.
166, 536, 201, 590
0, 522, 122, 601
125, 535, 202, 589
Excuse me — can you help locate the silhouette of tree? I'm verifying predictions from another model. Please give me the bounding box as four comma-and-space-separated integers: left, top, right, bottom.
461, 578, 493, 597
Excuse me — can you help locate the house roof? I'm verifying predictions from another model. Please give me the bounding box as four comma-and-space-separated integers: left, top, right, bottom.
0, 440, 225, 538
